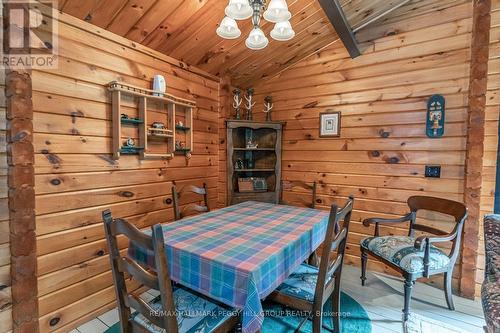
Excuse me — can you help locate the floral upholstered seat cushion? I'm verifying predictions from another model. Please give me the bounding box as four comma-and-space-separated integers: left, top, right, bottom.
361, 236, 450, 274
133, 286, 234, 333
274, 263, 330, 302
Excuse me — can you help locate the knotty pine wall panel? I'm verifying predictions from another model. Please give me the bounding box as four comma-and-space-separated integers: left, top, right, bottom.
31, 10, 220, 333
251, 0, 475, 294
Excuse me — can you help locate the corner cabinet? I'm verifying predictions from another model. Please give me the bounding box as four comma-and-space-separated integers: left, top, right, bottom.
226, 120, 283, 205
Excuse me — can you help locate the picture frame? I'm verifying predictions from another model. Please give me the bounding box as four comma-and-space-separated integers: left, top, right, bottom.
319, 111, 341, 137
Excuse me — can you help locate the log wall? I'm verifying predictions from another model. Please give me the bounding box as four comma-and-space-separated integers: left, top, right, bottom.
31, 10, 219, 332
250, 0, 489, 296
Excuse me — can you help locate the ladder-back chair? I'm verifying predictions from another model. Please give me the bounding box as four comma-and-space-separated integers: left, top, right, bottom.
102, 210, 238, 333
266, 196, 354, 333
171, 183, 209, 221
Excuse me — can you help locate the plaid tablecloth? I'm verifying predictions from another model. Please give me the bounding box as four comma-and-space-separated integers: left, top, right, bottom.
128, 201, 329, 333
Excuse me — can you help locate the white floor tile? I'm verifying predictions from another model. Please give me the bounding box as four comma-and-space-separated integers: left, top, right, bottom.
98, 308, 120, 327
77, 318, 109, 333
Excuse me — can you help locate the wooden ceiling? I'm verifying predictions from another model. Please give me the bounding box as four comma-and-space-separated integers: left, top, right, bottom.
58, 0, 409, 86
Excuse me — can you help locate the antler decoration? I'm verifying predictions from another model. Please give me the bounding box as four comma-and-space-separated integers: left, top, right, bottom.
263, 96, 273, 122
245, 88, 256, 120
232, 89, 242, 120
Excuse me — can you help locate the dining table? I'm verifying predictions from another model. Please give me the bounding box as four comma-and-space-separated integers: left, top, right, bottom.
128, 201, 330, 333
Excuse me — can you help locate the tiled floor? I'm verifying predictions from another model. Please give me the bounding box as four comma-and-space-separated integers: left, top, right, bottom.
73, 265, 485, 333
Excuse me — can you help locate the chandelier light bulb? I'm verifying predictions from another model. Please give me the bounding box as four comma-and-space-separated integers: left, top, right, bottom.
246, 27, 269, 50
225, 0, 253, 20
216, 16, 241, 39
217, 0, 294, 50
270, 20, 295, 41
263, 0, 291, 23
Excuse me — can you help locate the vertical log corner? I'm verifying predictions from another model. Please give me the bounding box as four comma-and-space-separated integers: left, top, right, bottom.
462, 0, 492, 299
6, 68, 38, 332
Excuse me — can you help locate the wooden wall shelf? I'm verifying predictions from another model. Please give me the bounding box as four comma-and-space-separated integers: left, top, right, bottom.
109, 81, 195, 160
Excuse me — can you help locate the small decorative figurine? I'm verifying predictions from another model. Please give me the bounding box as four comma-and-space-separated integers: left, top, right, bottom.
177, 120, 184, 128
235, 159, 245, 170
175, 141, 186, 150
246, 138, 258, 149
124, 137, 135, 147
263, 96, 273, 122
426, 95, 445, 138
150, 122, 166, 135
152, 122, 165, 129
245, 88, 255, 120
233, 89, 242, 120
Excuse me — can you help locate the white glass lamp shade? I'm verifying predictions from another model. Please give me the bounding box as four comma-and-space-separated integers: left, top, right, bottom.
245, 27, 269, 50
216, 16, 241, 39
270, 21, 295, 41
263, 0, 291, 23
225, 0, 253, 20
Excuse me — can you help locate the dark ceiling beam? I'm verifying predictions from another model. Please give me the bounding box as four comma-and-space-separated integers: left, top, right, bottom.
318, 0, 361, 58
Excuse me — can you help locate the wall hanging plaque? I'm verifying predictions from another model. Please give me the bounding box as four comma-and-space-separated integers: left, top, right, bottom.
426, 94, 445, 138
319, 111, 341, 137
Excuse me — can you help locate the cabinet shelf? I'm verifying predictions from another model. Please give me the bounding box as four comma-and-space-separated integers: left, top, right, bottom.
120, 147, 144, 154
121, 118, 143, 125
233, 148, 275, 151
235, 169, 275, 172
148, 133, 174, 138
175, 125, 191, 131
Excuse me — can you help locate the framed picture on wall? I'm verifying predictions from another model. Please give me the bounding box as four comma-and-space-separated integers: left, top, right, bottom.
319, 111, 341, 137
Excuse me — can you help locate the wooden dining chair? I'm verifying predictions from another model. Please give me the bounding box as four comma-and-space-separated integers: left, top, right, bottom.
281, 180, 319, 266
171, 183, 209, 221
102, 210, 238, 333
359, 196, 467, 322
266, 196, 354, 333
281, 180, 317, 208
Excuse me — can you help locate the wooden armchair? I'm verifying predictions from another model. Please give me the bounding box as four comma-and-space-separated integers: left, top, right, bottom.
359, 196, 467, 322
102, 210, 238, 333
281, 180, 317, 208
171, 183, 209, 221
266, 196, 354, 333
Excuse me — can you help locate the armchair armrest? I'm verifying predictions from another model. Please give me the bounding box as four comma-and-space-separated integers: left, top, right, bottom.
413, 223, 461, 278
414, 232, 458, 251
362, 213, 414, 236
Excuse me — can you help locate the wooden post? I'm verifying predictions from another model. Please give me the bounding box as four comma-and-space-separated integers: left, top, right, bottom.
6, 67, 38, 332
218, 75, 232, 208
462, 0, 491, 299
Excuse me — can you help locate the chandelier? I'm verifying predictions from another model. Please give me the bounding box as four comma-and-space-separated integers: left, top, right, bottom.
216, 0, 295, 50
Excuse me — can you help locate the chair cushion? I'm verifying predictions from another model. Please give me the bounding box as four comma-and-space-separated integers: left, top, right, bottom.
361, 236, 450, 273
133, 286, 234, 333
274, 263, 326, 302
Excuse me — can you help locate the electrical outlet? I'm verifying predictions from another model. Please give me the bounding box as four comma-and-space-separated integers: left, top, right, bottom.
425, 166, 441, 178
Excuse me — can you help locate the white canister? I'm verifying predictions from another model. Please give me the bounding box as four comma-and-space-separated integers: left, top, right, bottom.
153, 75, 166, 97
